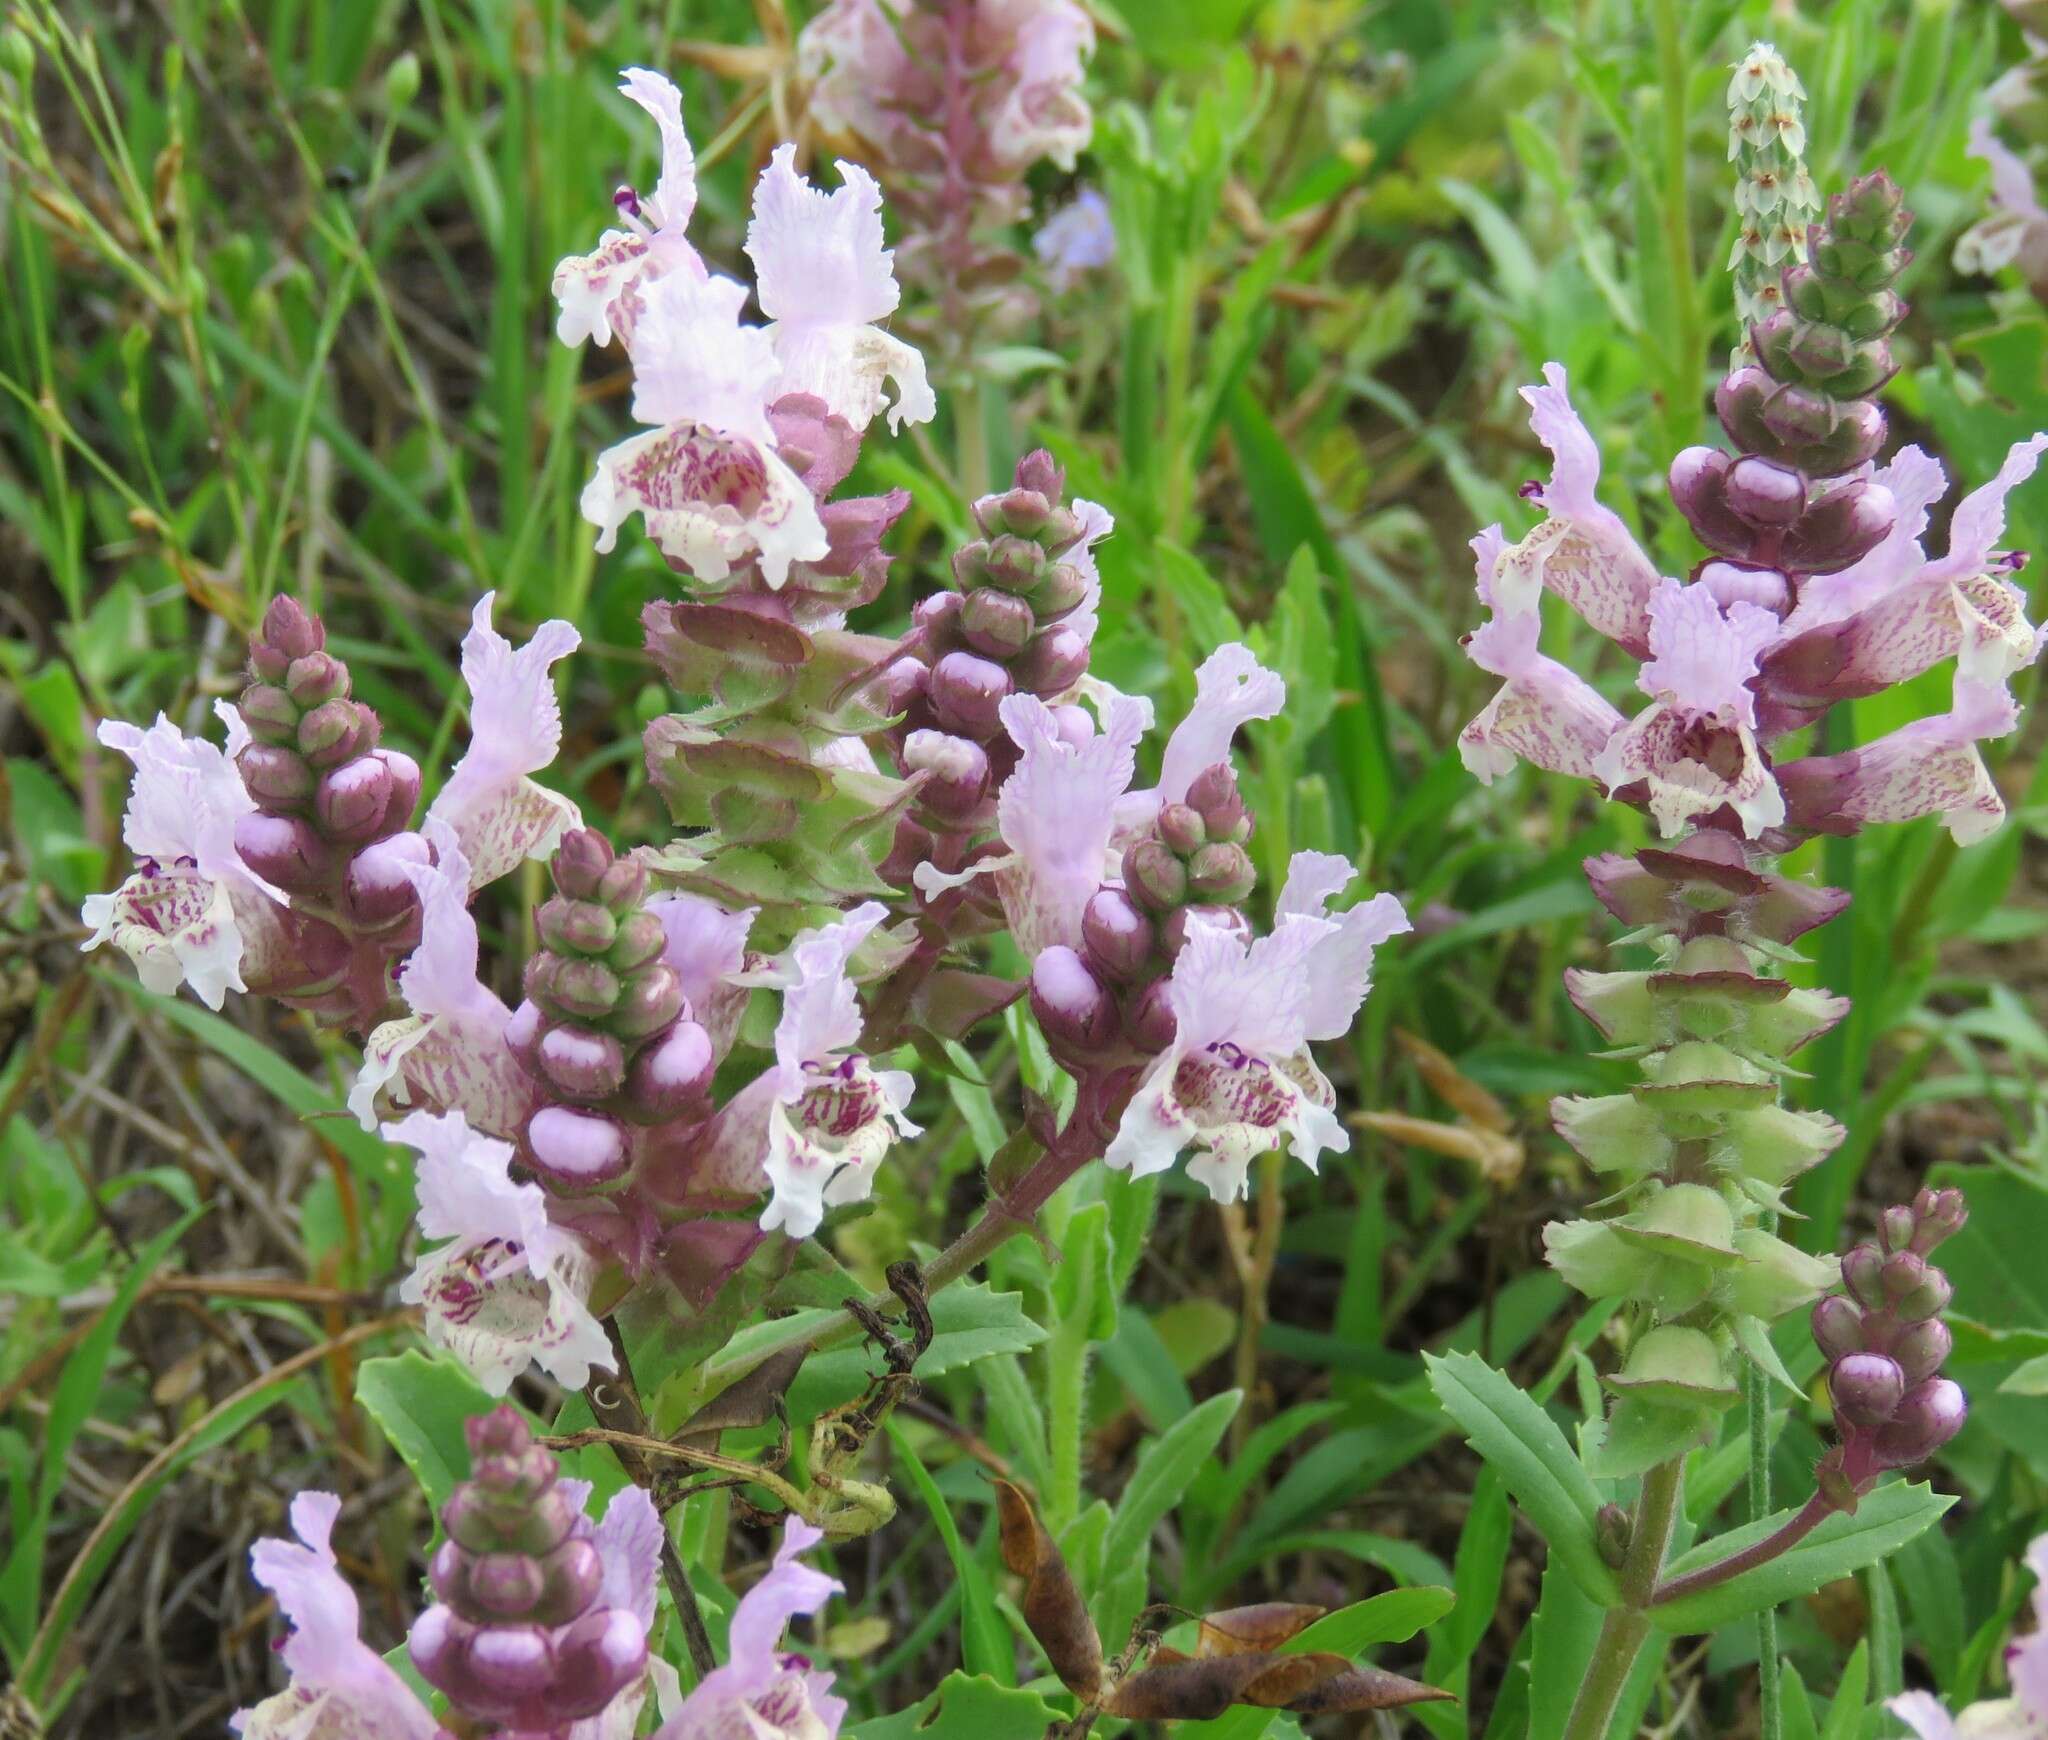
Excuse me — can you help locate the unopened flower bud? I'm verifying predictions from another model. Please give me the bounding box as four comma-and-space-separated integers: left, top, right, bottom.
1157, 803, 1206, 855
1893, 1263, 1953, 1322
376, 750, 422, 826
1124, 840, 1188, 913
552, 829, 614, 901
1841, 1241, 1884, 1307
1830, 1352, 1905, 1427
468, 1553, 545, 1616
1082, 888, 1155, 981
525, 1106, 628, 1186
877, 655, 928, 716
607, 911, 668, 975
1871, 1378, 1967, 1471
1032, 561, 1090, 621
504, 999, 545, 1074
916, 589, 966, 651
1698, 560, 1790, 614
929, 651, 1012, 737
1014, 449, 1065, 504
315, 756, 394, 841
1013, 625, 1089, 698
595, 855, 646, 913
344, 830, 431, 926
239, 683, 300, 744
1725, 455, 1808, 526
1879, 1204, 1917, 1254
609, 963, 684, 1039
960, 587, 1035, 657
296, 697, 365, 765
1124, 976, 1178, 1051
1029, 946, 1118, 1052
285, 651, 351, 709
982, 486, 1054, 540
1184, 762, 1250, 841
904, 729, 991, 820
1811, 1294, 1864, 1363
234, 811, 333, 892
1879, 1249, 1929, 1306
238, 742, 315, 807
624, 1019, 714, 1120
1908, 1187, 1968, 1253
1186, 841, 1257, 903
538, 957, 621, 1020
540, 898, 618, 956
257, 596, 324, 668
1892, 1318, 1952, 1386
538, 1026, 626, 1099
982, 534, 1046, 592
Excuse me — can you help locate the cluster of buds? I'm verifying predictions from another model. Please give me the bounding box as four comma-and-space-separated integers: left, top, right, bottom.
1810, 1189, 1970, 1508
797, 0, 1096, 356
232, 597, 425, 1023
895, 451, 1101, 833
1725, 42, 1822, 362
410, 1408, 650, 1729
506, 829, 714, 1190
1032, 762, 1257, 1059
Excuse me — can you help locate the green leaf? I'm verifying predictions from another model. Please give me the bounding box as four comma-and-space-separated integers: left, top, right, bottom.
1424, 1352, 1618, 1605
884, 1423, 1010, 1685
355, 1349, 500, 1517
1819, 1639, 1868, 1740
1096, 1389, 1242, 1643
848, 1670, 1058, 1740
1649, 1484, 1955, 1633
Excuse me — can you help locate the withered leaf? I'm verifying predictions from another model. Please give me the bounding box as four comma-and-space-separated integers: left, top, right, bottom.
993, 1480, 1103, 1702
1195, 1603, 1327, 1658
1276, 1662, 1456, 1714
673, 1343, 807, 1447
1101, 1654, 1289, 1721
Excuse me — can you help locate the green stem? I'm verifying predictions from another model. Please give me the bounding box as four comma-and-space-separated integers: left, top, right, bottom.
1652, 0, 1704, 449
1045, 1306, 1090, 1535
1749, 1325, 1782, 1739
1563, 1457, 1685, 1740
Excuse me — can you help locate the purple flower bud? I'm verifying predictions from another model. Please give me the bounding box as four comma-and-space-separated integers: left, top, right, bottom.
1892, 1317, 1953, 1385
1725, 455, 1808, 527
505, 999, 545, 1074
468, 1552, 545, 1616
1841, 1241, 1885, 1306
315, 756, 394, 841
1871, 1377, 1968, 1470
1015, 449, 1065, 504
1029, 946, 1118, 1052
878, 655, 928, 716
623, 1019, 715, 1120
1894, 1263, 1953, 1323
548, 1607, 650, 1723
1049, 704, 1094, 750
609, 962, 684, 1038
1879, 1249, 1929, 1306
607, 911, 668, 975
1782, 479, 1896, 574
540, 898, 618, 957
1125, 977, 1178, 1051
1031, 562, 1091, 621
1879, 1204, 1917, 1254
1157, 803, 1207, 855
1184, 762, 1250, 842
1669, 446, 1754, 554
552, 829, 614, 901
814, 491, 908, 578
1830, 1352, 1906, 1427
982, 533, 1046, 592
904, 729, 992, 820
525, 1105, 628, 1186
1124, 840, 1188, 913
376, 749, 421, 827
977, 487, 1054, 541
234, 811, 333, 892
239, 683, 300, 744
1013, 626, 1089, 698
1186, 842, 1257, 903
1811, 1294, 1865, 1363
1699, 561, 1790, 613
915, 589, 966, 653
1081, 888, 1155, 982
961, 588, 1036, 657
928, 650, 1013, 737
342, 829, 431, 927
538, 1026, 627, 1099
532, 956, 621, 1020
237, 742, 315, 807
256, 596, 324, 670
295, 697, 367, 767
285, 651, 350, 709
1909, 1187, 1968, 1253
595, 854, 646, 913
534, 1538, 606, 1626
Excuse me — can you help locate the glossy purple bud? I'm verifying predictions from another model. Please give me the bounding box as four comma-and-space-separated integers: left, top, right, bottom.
1782, 479, 1895, 574
1831, 1352, 1906, 1427
982, 533, 1046, 592
548, 1606, 650, 1722
538, 1025, 626, 1099
376, 750, 421, 827
1841, 1241, 1885, 1307
960, 587, 1036, 657
1811, 1294, 1865, 1363
540, 898, 618, 956
469, 1552, 545, 1617
1157, 802, 1207, 855
609, 962, 684, 1039
1669, 447, 1753, 554
624, 1019, 714, 1120
914, 589, 965, 653
237, 742, 314, 807
234, 811, 332, 891
1185, 762, 1250, 841
285, 651, 350, 709
878, 655, 928, 716
1699, 561, 1790, 613
315, 757, 393, 841
1082, 888, 1155, 982
1894, 1263, 1953, 1322
1029, 946, 1118, 1052
607, 911, 668, 975
534, 1537, 606, 1626
1892, 1317, 1953, 1386
1879, 1250, 1929, 1306
595, 855, 646, 913
526, 1106, 628, 1186
1725, 455, 1807, 526
1015, 448, 1065, 504
904, 729, 991, 821
552, 828, 614, 901
1125, 977, 1178, 1051
343, 830, 431, 927
1013, 626, 1089, 698
255, 596, 324, 670
1872, 1377, 1967, 1470
928, 651, 1012, 737
1032, 561, 1090, 621
539, 957, 621, 1020
1124, 840, 1188, 913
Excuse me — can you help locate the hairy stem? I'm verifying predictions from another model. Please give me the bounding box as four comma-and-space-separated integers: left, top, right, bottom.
1749, 1344, 1782, 1739
1563, 1457, 1685, 1740
1650, 1492, 1832, 1610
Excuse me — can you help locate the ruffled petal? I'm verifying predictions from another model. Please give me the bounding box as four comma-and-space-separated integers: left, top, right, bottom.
759, 1055, 918, 1238
619, 68, 698, 233
770, 320, 936, 436
1271, 855, 1412, 1042
1154, 643, 1286, 806
593, 1484, 664, 1631
629, 272, 783, 445
80, 871, 246, 1009
1638, 579, 1778, 730
581, 424, 830, 588
1594, 704, 1786, 839
771, 902, 887, 1087
649, 892, 756, 1057
553, 230, 656, 350
986, 0, 1096, 171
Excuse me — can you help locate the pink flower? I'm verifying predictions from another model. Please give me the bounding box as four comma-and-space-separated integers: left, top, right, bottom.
1105, 854, 1408, 1202
79, 704, 292, 1010
745, 145, 935, 435
348, 824, 536, 1136
648, 891, 757, 1060
230, 1492, 439, 1740
425, 592, 583, 889
1461, 364, 2048, 843
390, 1109, 614, 1395
985, 0, 1097, 172
554, 69, 706, 350
1034, 188, 1115, 289
1889, 1531, 2048, 1739
652, 1519, 846, 1740
1956, 114, 2048, 290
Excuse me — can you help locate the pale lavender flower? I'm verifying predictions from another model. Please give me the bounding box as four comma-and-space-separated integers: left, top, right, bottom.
1129, 642, 1288, 833
651, 1519, 846, 1740
695, 903, 918, 1238
1956, 114, 2048, 290
79, 705, 292, 1010
1104, 854, 1409, 1203
648, 890, 758, 1060
348, 824, 536, 1136
424, 592, 583, 889
745, 144, 936, 435
390, 1108, 614, 1395
230, 1492, 439, 1740
987, 0, 1098, 173
554, 69, 706, 350
1460, 364, 2048, 844
1034, 188, 1115, 289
